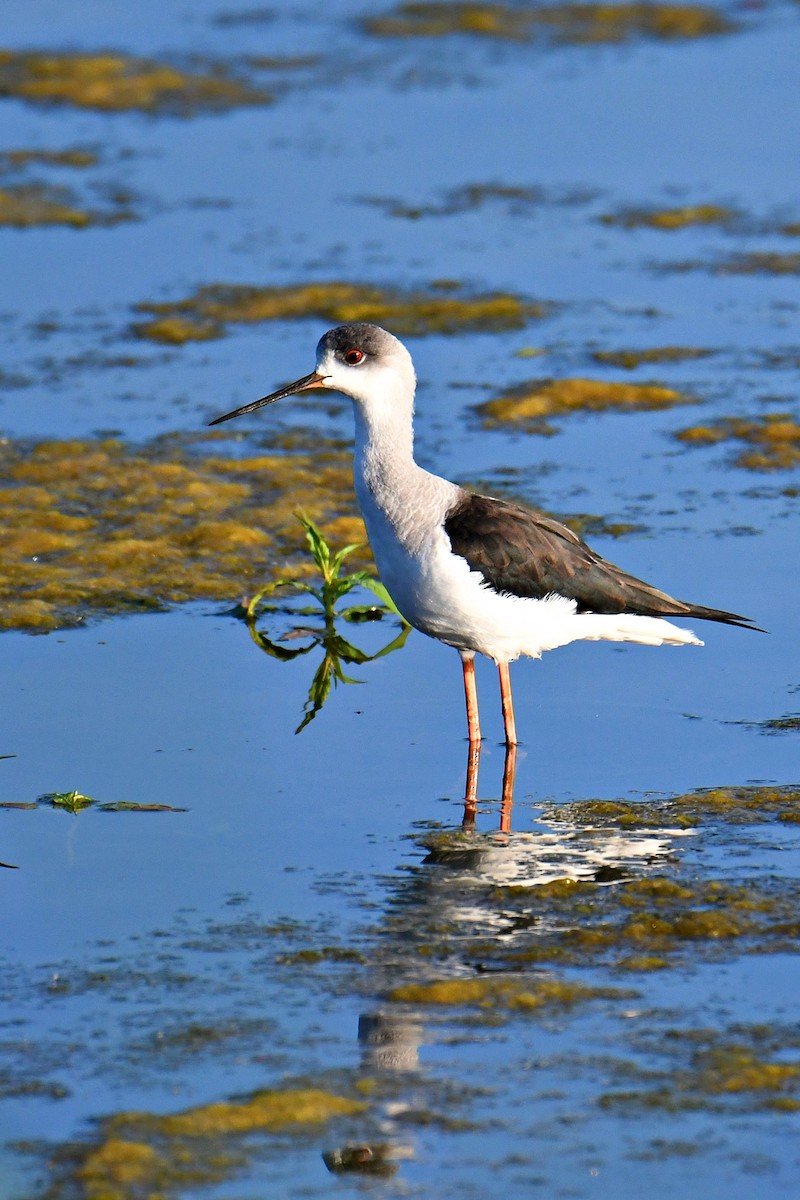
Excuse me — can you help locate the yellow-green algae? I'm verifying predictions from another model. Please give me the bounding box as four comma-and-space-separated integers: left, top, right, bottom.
675, 413, 800, 469
0, 51, 269, 114
478, 376, 692, 433
669, 251, 800, 276
0, 183, 133, 228
0, 147, 98, 170
593, 346, 714, 369
0, 432, 368, 632
368, 182, 544, 219
112, 1087, 366, 1137
0, 183, 91, 227
52, 1089, 365, 1200
715, 251, 800, 276
484, 869, 800, 974
543, 785, 800, 828
366, 3, 734, 43
600, 1037, 800, 1111
600, 203, 735, 230
133, 281, 546, 342
389, 975, 631, 1009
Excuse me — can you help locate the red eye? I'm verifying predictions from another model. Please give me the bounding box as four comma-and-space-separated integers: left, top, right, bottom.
344, 348, 364, 365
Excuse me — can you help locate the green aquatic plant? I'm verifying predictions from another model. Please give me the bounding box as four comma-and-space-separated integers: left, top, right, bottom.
43, 789, 95, 813
245, 516, 409, 732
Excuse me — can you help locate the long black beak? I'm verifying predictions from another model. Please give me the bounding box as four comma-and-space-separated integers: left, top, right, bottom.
208, 370, 327, 426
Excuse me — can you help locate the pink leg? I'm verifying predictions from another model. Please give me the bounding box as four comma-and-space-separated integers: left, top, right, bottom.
461, 653, 481, 746
497, 661, 517, 747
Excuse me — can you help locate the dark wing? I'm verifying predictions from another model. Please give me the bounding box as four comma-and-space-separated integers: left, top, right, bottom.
444, 492, 761, 630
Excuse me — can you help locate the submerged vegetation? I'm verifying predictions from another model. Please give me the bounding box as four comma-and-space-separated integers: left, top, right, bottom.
478, 376, 693, 432
36, 1087, 367, 1200
0, 144, 136, 226
0, 50, 269, 114
133, 281, 547, 342
0, 433, 363, 632
365, 3, 735, 43
8, 774, 800, 1192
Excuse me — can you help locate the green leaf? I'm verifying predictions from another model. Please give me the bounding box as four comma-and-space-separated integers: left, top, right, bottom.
330, 541, 365, 576
298, 514, 331, 579
354, 576, 406, 618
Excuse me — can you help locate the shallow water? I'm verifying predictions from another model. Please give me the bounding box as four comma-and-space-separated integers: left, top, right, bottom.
2, 2, 799, 1197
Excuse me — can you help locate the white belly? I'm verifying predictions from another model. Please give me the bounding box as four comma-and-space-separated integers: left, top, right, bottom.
356, 465, 701, 663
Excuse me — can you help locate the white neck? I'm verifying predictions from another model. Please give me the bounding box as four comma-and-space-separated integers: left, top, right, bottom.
349, 377, 461, 555
352, 372, 418, 504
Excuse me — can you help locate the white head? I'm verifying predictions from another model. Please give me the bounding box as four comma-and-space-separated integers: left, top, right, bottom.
209, 323, 416, 427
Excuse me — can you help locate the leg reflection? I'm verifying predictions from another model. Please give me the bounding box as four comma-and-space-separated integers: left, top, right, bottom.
462, 740, 482, 827
461, 739, 517, 830
500, 741, 516, 832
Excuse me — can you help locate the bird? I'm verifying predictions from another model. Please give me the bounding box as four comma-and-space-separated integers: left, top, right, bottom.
210, 322, 759, 747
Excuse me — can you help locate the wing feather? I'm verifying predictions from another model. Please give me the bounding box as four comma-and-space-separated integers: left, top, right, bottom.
443, 493, 759, 630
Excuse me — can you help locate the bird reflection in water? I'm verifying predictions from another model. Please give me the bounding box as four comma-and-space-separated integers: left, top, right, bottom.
329, 777, 693, 1178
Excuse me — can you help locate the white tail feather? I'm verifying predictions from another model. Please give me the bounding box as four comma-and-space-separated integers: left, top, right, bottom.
572, 613, 702, 648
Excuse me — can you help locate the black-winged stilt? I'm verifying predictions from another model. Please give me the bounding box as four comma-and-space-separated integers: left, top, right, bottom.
210, 323, 759, 747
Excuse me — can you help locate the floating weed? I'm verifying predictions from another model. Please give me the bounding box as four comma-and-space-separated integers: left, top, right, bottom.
592, 346, 715, 369
0, 51, 269, 114
133, 280, 547, 342
665, 251, 800, 276
600, 203, 736, 230
388, 975, 633, 1011
478, 376, 693, 433
0, 147, 99, 170
98, 802, 188, 813
245, 515, 409, 732
729, 713, 800, 737
675, 413, 800, 470
32, 792, 183, 815
711, 251, 800, 276
44, 790, 95, 814
365, 3, 735, 43
363, 182, 545, 219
